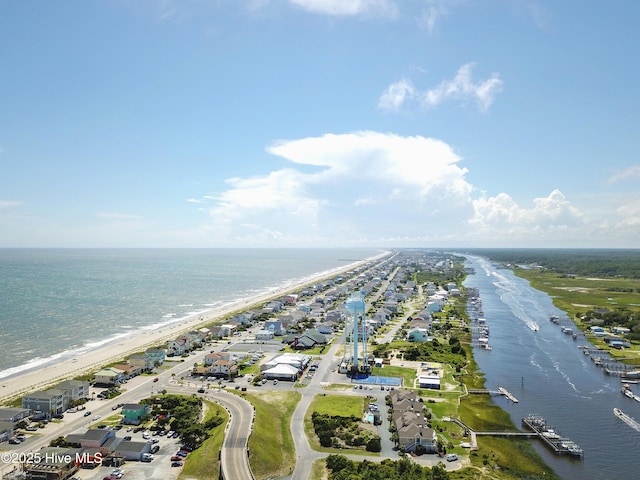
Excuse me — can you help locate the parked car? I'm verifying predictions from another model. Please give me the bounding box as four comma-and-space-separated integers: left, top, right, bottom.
446, 454, 459, 462
170, 456, 182, 462
123, 436, 132, 441
171, 461, 183, 467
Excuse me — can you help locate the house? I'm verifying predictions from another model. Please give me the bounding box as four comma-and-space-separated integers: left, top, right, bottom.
22, 389, 68, 416
0, 421, 14, 443
112, 364, 143, 379
264, 321, 285, 336
407, 328, 431, 343
208, 360, 238, 379
255, 329, 275, 341
129, 353, 155, 372
145, 348, 166, 366
0, 407, 32, 423
168, 336, 192, 356
121, 403, 152, 426
94, 367, 126, 386
56, 380, 90, 402
23, 447, 82, 480
395, 412, 437, 453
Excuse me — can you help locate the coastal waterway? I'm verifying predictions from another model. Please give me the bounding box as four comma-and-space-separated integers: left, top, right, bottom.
462, 255, 640, 480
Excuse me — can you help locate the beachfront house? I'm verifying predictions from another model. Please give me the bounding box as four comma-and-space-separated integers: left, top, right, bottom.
128, 353, 155, 372
167, 336, 191, 356
121, 403, 151, 425
112, 364, 143, 379
56, 380, 90, 402
22, 389, 69, 417
93, 367, 126, 386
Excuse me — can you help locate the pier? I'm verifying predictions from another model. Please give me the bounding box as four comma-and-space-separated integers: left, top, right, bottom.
521, 415, 583, 457
467, 387, 519, 403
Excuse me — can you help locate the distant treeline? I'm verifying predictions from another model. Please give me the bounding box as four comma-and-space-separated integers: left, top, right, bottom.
460, 249, 640, 279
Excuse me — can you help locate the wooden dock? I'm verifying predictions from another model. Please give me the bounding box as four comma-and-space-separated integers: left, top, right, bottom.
468, 387, 518, 402
498, 387, 519, 403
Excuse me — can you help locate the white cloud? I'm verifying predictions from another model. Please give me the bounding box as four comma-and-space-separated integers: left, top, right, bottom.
201, 131, 473, 245
417, 0, 450, 33
607, 165, 640, 184
97, 212, 143, 221
468, 189, 587, 244
422, 63, 503, 111
0, 200, 23, 208
379, 63, 503, 113
287, 0, 398, 17
377, 79, 416, 111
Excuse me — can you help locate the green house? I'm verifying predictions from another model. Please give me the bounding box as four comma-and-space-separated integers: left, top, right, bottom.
121, 403, 151, 425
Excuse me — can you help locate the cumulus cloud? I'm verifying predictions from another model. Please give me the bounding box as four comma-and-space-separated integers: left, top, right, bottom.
379, 63, 503, 113
287, 0, 398, 17
418, 0, 450, 33
607, 165, 640, 184
422, 63, 503, 110
468, 189, 586, 243
199, 131, 473, 245
377, 79, 416, 111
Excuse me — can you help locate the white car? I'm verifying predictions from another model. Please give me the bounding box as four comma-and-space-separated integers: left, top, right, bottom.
92, 415, 101, 420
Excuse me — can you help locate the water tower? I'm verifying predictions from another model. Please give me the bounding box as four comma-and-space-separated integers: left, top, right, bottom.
346, 292, 367, 374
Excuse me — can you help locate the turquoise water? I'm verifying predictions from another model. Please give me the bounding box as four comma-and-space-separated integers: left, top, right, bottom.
0, 248, 382, 378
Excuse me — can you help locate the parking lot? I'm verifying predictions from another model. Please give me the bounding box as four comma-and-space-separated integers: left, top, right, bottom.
65, 428, 190, 480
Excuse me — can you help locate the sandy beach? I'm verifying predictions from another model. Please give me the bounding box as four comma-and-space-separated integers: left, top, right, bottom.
0, 251, 390, 404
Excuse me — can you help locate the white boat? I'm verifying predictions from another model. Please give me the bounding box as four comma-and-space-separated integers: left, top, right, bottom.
614, 407, 640, 432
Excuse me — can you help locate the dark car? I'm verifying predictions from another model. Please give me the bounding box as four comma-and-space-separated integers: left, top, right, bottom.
123, 436, 132, 441
171, 461, 183, 467
197, 388, 205, 393
84, 411, 92, 417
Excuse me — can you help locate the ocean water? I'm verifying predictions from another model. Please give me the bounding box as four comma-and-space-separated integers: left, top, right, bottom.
0, 248, 382, 379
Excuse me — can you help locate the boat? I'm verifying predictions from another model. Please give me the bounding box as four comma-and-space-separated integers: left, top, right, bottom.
522, 414, 583, 457
622, 384, 634, 399
614, 407, 640, 432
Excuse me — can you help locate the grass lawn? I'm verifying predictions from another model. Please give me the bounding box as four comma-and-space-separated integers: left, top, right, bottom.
371, 365, 415, 386
244, 390, 300, 480
312, 393, 364, 418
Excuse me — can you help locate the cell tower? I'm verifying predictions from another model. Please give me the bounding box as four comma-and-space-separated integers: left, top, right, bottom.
346, 292, 367, 374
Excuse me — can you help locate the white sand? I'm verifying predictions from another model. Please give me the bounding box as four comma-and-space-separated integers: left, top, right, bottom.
0, 252, 389, 404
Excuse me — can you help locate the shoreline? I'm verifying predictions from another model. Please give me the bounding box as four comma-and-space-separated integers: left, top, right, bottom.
0, 251, 391, 404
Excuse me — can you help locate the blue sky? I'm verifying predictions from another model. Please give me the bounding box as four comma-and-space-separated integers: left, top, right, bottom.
1, 0, 639, 248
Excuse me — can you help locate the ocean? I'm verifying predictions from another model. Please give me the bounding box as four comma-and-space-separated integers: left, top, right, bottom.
0, 248, 382, 380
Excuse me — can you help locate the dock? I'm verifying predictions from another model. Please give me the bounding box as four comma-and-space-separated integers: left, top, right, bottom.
498, 387, 519, 403
522, 414, 583, 457
467, 387, 518, 403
